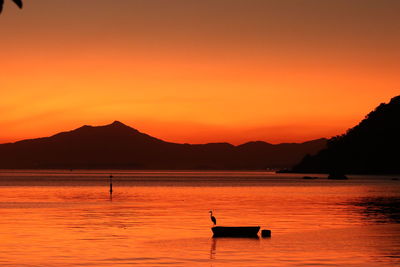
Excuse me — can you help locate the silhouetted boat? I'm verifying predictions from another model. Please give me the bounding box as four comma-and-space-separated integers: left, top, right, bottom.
303, 176, 318, 179
327, 173, 348, 180
211, 226, 260, 237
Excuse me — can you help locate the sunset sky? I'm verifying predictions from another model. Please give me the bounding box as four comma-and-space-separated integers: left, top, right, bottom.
0, 0, 399, 144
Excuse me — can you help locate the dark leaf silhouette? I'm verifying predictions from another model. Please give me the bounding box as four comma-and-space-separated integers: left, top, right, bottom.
0, 0, 23, 13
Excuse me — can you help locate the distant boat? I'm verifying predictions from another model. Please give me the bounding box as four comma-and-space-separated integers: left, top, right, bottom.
303, 176, 318, 179
211, 226, 260, 237
328, 172, 348, 180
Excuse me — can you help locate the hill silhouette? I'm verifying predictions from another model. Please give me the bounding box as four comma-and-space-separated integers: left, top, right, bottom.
292, 95, 400, 174
0, 121, 326, 169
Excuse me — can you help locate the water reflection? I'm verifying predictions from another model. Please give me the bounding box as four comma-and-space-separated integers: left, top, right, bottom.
210, 238, 216, 260
352, 197, 400, 223
210, 237, 261, 261
1, 171, 400, 266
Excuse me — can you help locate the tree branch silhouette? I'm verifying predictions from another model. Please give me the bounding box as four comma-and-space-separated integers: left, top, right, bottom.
0, 0, 23, 14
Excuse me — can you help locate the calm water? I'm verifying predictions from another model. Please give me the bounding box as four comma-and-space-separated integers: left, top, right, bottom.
0, 170, 399, 266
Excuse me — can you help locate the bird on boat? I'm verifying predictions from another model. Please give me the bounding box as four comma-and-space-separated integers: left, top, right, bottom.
0, 0, 23, 13
209, 211, 217, 225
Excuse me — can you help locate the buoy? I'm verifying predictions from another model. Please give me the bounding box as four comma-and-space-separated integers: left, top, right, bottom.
261, 229, 271, 237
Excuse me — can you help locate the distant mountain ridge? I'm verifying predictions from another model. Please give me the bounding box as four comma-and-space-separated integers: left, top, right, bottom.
292, 95, 400, 174
0, 121, 326, 169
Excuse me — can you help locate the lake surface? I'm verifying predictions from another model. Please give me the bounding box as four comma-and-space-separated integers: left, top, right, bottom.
0, 170, 399, 266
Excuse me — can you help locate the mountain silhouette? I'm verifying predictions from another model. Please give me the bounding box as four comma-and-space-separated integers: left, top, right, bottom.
0, 121, 326, 169
0, 0, 23, 13
292, 95, 400, 174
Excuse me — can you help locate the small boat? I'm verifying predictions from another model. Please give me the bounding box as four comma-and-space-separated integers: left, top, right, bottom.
327, 173, 348, 180
211, 226, 260, 237
303, 176, 318, 180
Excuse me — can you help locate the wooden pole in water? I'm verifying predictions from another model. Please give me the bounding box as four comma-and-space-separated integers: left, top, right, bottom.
109, 175, 113, 195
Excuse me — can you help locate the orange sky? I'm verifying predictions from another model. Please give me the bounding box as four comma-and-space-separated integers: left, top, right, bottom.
0, 0, 399, 144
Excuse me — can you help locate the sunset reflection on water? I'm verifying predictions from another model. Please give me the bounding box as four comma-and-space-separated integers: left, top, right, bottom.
0, 171, 399, 266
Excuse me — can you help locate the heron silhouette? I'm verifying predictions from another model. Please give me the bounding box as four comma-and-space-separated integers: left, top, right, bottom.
209, 211, 217, 225
0, 0, 23, 13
